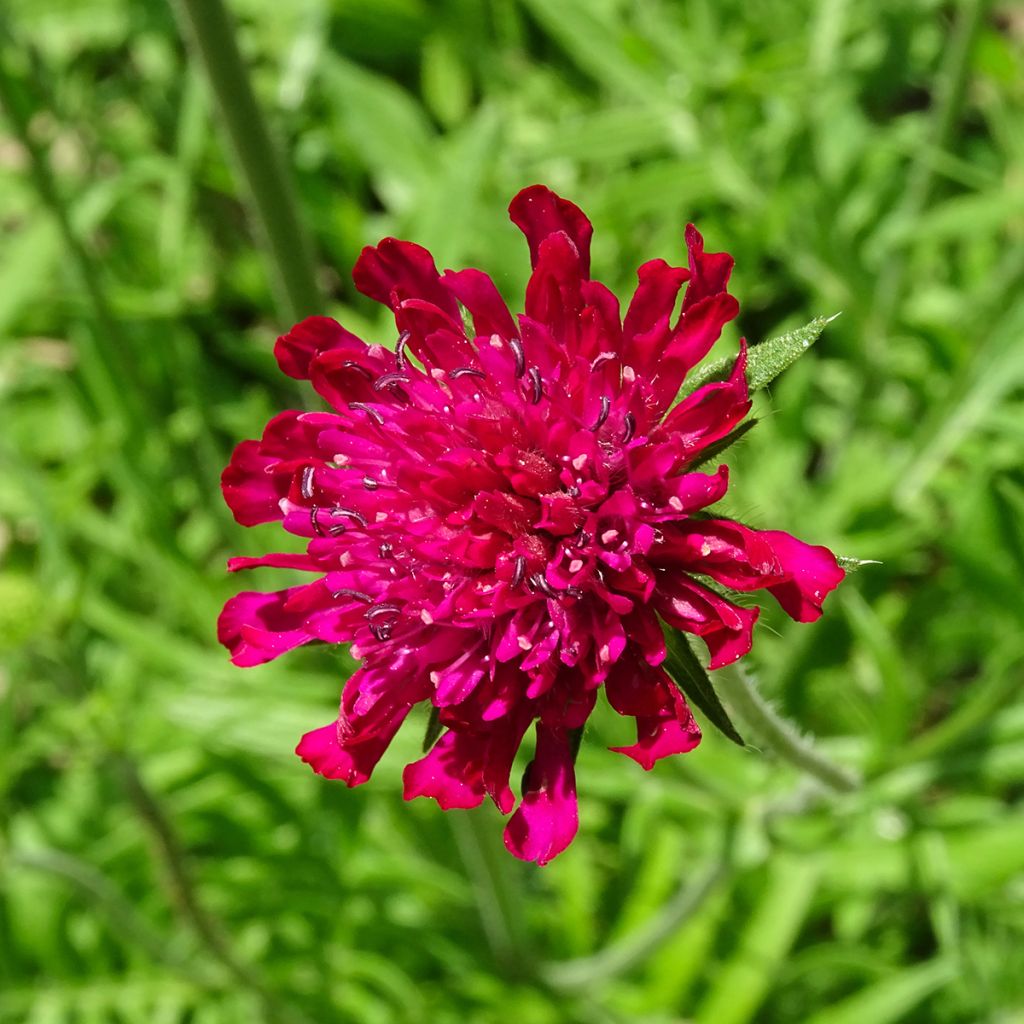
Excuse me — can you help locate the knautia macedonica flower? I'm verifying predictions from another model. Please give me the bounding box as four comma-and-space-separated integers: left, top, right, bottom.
219, 186, 844, 864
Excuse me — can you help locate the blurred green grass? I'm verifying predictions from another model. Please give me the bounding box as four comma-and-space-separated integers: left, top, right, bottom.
1, 0, 1024, 1021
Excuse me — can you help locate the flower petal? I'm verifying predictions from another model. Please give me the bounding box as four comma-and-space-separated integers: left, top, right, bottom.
352, 237, 460, 320
275, 316, 367, 381
509, 184, 593, 276
758, 530, 846, 622
402, 729, 487, 810
503, 724, 579, 865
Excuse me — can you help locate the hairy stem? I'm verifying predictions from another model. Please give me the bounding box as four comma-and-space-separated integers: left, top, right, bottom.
714, 661, 860, 793
170, 0, 321, 324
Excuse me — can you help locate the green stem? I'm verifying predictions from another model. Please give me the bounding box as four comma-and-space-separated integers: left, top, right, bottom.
713, 661, 860, 793
542, 823, 734, 990
113, 755, 315, 1024
170, 0, 321, 324
450, 808, 532, 979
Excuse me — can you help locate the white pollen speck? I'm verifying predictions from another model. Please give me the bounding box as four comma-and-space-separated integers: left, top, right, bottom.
420, 609, 434, 624
334, 453, 349, 465
430, 671, 440, 684
489, 334, 503, 349
622, 365, 636, 382
599, 644, 611, 662
569, 559, 584, 573
601, 529, 619, 544
517, 636, 532, 651
431, 368, 445, 380
375, 512, 388, 523
572, 453, 587, 470
668, 496, 684, 511
339, 551, 352, 566
700, 541, 713, 557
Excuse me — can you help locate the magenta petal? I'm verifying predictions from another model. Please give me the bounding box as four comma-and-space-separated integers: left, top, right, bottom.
296, 721, 391, 787
218, 588, 313, 667
221, 440, 288, 526
681, 223, 734, 311
509, 184, 593, 276
610, 682, 701, 770
760, 530, 846, 622
503, 724, 578, 865
402, 730, 486, 810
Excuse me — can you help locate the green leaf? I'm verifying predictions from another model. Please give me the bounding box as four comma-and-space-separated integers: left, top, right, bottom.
837, 555, 881, 572
422, 706, 443, 752
663, 628, 745, 747
682, 314, 838, 397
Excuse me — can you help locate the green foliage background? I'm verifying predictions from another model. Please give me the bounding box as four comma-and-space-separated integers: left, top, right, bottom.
2, 0, 1023, 1021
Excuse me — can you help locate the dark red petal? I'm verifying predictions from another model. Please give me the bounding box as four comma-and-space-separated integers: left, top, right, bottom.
442, 268, 518, 339
352, 237, 460, 319
509, 184, 593, 277
402, 730, 487, 810
682, 223, 734, 312
610, 680, 701, 770
274, 316, 367, 381
221, 440, 288, 526
522, 231, 586, 356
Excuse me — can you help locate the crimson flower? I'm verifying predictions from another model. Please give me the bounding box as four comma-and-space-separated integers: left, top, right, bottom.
218, 186, 844, 864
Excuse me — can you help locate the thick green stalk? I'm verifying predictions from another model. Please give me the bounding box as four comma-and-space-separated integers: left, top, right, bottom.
713, 661, 860, 793
170, 0, 321, 324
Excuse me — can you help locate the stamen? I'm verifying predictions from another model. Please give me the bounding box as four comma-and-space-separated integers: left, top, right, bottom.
369, 622, 393, 642
310, 506, 325, 537
448, 366, 486, 380
511, 555, 526, 588
379, 542, 394, 559
590, 395, 611, 431
374, 372, 411, 391
527, 366, 543, 404
332, 506, 368, 528
341, 360, 374, 380
300, 465, 315, 499
508, 337, 526, 378
529, 573, 559, 599
396, 330, 411, 369
349, 402, 385, 425
590, 352, 616, 372
366, 603, 400, 620
567, 485, 581, 498
362, 476, 379, 491
332, 588, 373, 603
621, 412, 636, 444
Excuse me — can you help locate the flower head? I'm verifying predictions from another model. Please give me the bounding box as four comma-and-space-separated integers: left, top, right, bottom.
219, 186, 844, 864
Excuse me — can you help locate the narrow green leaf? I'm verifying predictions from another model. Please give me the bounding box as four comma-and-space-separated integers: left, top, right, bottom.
422, 706, 443, 752
838, 556, 881, 572
682, 314, 838, 397
663, 628, 745, 747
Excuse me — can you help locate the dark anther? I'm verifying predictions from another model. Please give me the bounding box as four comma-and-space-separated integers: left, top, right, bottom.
300, 465, 315, 499
527, 366, 543, 404
366, 603, 400, 620
564, 586, 584, 599
310, 505, 325, 537
511, 555, 526, 588
621, 412, 636, 444
362, 476, 379, 491
349, 402, 385, 425
508, 337, 526, 378
328, 524, 347, 536
529, 573, 559, 599
379, 542, 394, 559
332, 588, 373, 603
374, 372, 411, 391
369, 622, 393, 642
590, 395, 611, 431
332, 506, 368, 528
590, 352, 616, 372
341, 360, 375, 380
448, 366, 486, 380
567, 485, 581, 498
396, 330, 411, 369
